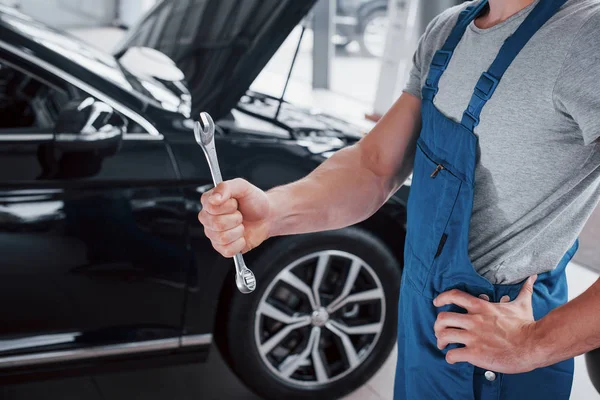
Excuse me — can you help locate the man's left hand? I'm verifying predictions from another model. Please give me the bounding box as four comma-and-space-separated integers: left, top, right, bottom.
433, 275, 541, 374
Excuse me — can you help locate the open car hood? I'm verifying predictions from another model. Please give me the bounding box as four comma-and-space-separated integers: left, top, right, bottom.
114, 0, 317, 120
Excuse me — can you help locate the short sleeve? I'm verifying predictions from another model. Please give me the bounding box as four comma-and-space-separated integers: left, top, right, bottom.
402, 31, 428, 100
553, 11, 600, 146
402, 9, 456, 100
402, 17, 441, 100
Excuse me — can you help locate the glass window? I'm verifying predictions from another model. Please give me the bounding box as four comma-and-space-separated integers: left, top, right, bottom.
0, 57, 149, 134
0, 59, 75, 132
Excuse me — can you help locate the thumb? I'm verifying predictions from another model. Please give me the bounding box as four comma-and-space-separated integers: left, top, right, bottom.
516, 274, 537, 306
211, 178, 250, 205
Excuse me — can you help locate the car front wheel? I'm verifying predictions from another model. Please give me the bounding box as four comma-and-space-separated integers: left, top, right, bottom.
221, 227, 401, 400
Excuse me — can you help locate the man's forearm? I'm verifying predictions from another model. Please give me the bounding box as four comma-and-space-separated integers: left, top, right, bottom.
198, 92, 420, 258
530, 278, 600, 368
263, 92, 421, 239
266, 145, 410, 237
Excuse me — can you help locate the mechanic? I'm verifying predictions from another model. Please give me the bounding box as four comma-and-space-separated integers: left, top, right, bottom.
198, 0, 600, 398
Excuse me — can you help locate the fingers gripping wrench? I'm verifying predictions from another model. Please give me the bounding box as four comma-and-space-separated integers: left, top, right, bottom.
194, 112, 257, 294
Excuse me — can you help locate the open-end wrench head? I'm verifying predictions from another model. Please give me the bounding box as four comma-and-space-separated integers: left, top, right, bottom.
194, 112, 215, 146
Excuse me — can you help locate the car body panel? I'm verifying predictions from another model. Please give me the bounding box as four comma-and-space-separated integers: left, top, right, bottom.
0, 136, 191, 357
0, 32, 194, 377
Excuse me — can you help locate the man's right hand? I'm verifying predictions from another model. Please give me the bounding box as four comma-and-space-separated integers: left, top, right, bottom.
198, 178, 271, 258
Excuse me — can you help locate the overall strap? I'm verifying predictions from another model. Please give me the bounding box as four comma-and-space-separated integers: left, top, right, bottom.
422, 0, 489, 101
461, 0, 568, 130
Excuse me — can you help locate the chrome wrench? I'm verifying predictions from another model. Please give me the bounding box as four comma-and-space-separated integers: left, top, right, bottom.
194, 112, 257, 294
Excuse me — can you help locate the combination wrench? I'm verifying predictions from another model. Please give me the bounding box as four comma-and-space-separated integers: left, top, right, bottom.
194, 112, 257, 294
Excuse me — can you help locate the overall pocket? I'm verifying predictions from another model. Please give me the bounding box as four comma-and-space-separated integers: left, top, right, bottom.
405, 139, 462, 291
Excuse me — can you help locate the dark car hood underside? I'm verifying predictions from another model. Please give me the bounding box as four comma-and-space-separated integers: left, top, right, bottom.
114, 0, 318, 120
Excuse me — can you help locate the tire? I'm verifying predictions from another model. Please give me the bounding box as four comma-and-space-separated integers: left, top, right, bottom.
586, 349, 600, 394
222, 227, 402, 400
358, 9, 388, 58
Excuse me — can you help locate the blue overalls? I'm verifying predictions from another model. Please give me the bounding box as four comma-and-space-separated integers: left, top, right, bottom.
394, 0, 579, 399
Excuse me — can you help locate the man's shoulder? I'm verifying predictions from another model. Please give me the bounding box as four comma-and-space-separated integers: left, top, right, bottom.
558, 0, 600, 27
562, 0, 600, 17
556, 0, 600, 54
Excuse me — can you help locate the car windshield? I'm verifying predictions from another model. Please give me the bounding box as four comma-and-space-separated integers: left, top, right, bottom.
0, 9, 155, 100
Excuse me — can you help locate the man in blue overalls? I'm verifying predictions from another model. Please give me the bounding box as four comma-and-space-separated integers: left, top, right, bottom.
200, 0, 600, 398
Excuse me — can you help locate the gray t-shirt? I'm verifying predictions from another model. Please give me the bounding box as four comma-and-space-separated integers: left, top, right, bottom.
404, 0, 600, 284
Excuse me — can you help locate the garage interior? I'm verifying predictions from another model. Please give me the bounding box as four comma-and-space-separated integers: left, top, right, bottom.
0, 0, 599, 399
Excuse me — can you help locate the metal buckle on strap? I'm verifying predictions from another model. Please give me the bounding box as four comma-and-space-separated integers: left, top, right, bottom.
423, 50, 453, 99
462, 72, 499, 128
462, 109, 480, 128
422, 86, 439, 99
430, 50, 453, 71
474, 72, 499, 100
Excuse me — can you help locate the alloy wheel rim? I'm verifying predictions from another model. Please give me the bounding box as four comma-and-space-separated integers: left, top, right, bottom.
363, 15, 389, 58
254, 250, 386, 387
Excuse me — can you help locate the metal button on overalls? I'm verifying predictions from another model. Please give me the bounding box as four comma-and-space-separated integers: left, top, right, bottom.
393, 1, 579, 399
484, 371, 496, 382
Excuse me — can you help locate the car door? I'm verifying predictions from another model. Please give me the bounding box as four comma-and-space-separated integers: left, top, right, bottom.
0, 47, 192, 374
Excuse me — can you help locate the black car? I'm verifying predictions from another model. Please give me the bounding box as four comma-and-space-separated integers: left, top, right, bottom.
335, 0, 389, 57
0, 1, 410, 399
588, 348, 600, 395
